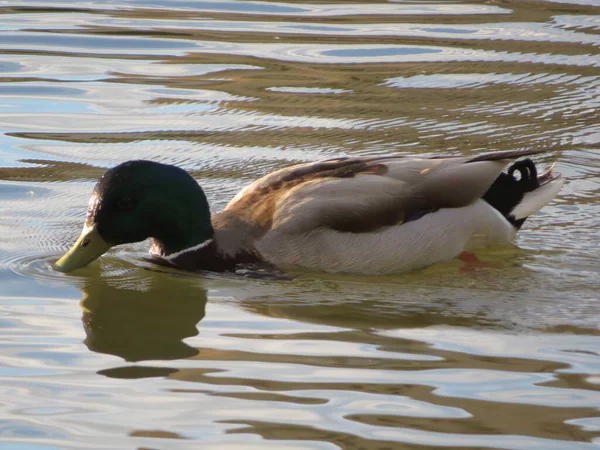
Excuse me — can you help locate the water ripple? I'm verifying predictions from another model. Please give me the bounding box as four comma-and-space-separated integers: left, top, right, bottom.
2, 1, 511, 16
1, 1, 599, 449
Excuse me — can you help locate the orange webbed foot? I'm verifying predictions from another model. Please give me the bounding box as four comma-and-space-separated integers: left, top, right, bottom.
458, 251, 502, 272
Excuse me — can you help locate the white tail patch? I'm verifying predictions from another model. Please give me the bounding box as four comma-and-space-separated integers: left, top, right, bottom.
511, 178, 564, 220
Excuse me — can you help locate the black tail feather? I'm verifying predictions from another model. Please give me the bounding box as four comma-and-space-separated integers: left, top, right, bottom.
482, 159, 541, 229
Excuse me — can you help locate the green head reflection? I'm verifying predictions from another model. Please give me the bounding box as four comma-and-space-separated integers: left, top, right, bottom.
79, 264, 207, 362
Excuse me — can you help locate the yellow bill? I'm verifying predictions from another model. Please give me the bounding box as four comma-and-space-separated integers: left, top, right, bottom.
54, 225, 111, 273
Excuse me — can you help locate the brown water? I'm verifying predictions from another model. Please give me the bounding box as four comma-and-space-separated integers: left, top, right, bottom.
1, 1, 600, 449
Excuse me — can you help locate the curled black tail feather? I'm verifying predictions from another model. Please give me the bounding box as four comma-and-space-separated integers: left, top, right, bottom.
483, 158, 540, 229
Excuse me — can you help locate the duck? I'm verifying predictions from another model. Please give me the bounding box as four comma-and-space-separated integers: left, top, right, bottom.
54, 149, 563, 275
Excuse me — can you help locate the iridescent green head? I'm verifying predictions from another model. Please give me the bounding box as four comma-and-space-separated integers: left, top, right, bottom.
54, 160, 213, 272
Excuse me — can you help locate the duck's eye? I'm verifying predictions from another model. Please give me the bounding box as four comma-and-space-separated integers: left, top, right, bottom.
116, 197, 136, 212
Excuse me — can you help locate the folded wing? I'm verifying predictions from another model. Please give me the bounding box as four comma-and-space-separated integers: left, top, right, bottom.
223, 151, 548, 236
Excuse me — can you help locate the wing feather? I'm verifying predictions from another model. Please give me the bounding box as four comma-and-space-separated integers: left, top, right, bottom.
221, 149, 553, 236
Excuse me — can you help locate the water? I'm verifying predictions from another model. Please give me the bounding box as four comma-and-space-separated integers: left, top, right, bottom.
0, 0, 599, 448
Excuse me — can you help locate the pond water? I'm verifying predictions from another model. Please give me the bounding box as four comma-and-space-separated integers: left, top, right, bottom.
1, 0, 599, 449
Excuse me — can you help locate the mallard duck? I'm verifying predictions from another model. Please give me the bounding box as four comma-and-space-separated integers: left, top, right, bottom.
54, 149, 563, 275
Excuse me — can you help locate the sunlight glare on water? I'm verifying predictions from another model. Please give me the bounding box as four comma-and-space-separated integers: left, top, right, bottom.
0, 0, 599, 449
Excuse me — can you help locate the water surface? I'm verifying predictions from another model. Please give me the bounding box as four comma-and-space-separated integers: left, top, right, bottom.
0, 0, 599, 449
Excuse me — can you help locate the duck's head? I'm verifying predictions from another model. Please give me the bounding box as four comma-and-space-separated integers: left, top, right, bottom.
54, 160, 213, 273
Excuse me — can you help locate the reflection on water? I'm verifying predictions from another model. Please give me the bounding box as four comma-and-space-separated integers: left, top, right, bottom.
80, 265, 206, 362
0, 0, 599, 449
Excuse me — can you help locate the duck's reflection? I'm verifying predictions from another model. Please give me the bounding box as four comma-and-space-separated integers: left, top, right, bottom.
79, 265, 207, 362
233, 258, 538, 332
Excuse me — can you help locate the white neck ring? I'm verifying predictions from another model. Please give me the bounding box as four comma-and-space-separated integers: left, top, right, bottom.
160, 238, 214, 260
